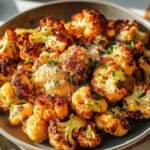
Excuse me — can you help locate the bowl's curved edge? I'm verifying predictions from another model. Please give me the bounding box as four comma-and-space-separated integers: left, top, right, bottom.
0, 127, 44, 150
0, 0, 150, 150
0, 0, 150, 31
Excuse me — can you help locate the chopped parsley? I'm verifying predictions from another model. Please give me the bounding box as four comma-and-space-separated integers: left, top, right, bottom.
48, 59, 59, 66
88, 58, 99, 67
68, 75, 74, 84
106, 43, 118, 54
112, 71, 116, 76
99, 40, 106, 44
24, 58, 32, 64
52, 80, 58, 86
92, 92, 103, 100
88, 58, 99, 75
94, 39, 105, 45
127, 40, 135, 48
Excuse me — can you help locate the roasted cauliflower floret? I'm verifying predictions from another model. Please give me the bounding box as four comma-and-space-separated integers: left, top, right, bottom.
31, 17, 70, 52
130, 41, 145, 57
60, 45, 90, 84
9, 102, 33, 126
95, 108, 130, 136
32, 64, 76, 97
124, 84, 150, 119
65, 9, 107, 41
23, 115, 48, 143
0, 82, 20, 111
35, 95, 69, 120
48, 115, 86, 150
34, 97, 69, 120
72, 86, 108, 119
33, 103, 47, 118
11, 68, 33, 99
0, 54, 17, 84
33, 51, 60, 70
0, 29, 18, 58
77, 123, 101, 148
54, 96, 69, 120
16, 32, 43, 61
92, 35, 109, 49
105, 20, 116, 38
91, 63, 127, 103
116, 21, 149, 44
139, 56, 150, 83
102, 43, 136, 75
32, 102, 56, 122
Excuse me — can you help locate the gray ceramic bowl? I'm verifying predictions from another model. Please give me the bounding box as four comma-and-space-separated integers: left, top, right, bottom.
0, 0, 150, 150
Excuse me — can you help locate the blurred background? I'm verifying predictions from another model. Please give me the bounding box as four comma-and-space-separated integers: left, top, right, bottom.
0, 0, 149, 150
0, 0, 149, 25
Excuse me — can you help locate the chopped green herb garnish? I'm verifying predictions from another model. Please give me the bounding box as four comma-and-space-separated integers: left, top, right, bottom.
112, 71, 116, 76
135, 99, 140, 105
48, 59, 59, 66
88, 58, 99, 67
68, 75, 74, 84
106, 43, 117, 54
99, 40, 106, 44
52, 80, 58, 86
127, 40, 135, 48
92, 92, 103, 100
24, 58, 32, 64
94, 39, 105, 45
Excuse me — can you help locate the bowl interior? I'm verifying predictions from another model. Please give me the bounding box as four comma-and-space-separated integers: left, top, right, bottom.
0, 1, 150, 150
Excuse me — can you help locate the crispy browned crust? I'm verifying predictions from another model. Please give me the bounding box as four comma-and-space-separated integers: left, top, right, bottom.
11, 68, 33, 99
0, 54, 17, 76
39, 17, 72, 52
66, 9, 107, 42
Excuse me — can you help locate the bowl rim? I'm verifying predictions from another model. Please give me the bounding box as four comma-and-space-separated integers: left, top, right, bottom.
0, 0, 150, 150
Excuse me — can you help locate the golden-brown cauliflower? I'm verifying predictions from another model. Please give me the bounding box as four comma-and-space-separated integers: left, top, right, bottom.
33, 51, 60, 70
65, 9, 107, 41
116, 21, 149, 44
102, 43, 136, 75
139, 56, 150, 83
0, 54, 17, 84
32, 64, 76, 97
77, 123, 101, 148
9, 102, 33, 126
23, 115, 48, 143
72, 86, 108, 119
0, 82, 20, 111
32, 102, 55, 122
11, 68, 33, 99
130, 41, 145, 56
31, 17, 71, 52
92, 35, 109, 49
124, 84, 150, 119
105, 20, 116, 38
48, 115, 86, 150
33, 103, 48, 118
91, 63, 127, 103
34, 96, 68, 121
95, 108, 131, 136
0, 29, 18, 58
16, 32, 43, 61
60, 45, 90, 84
